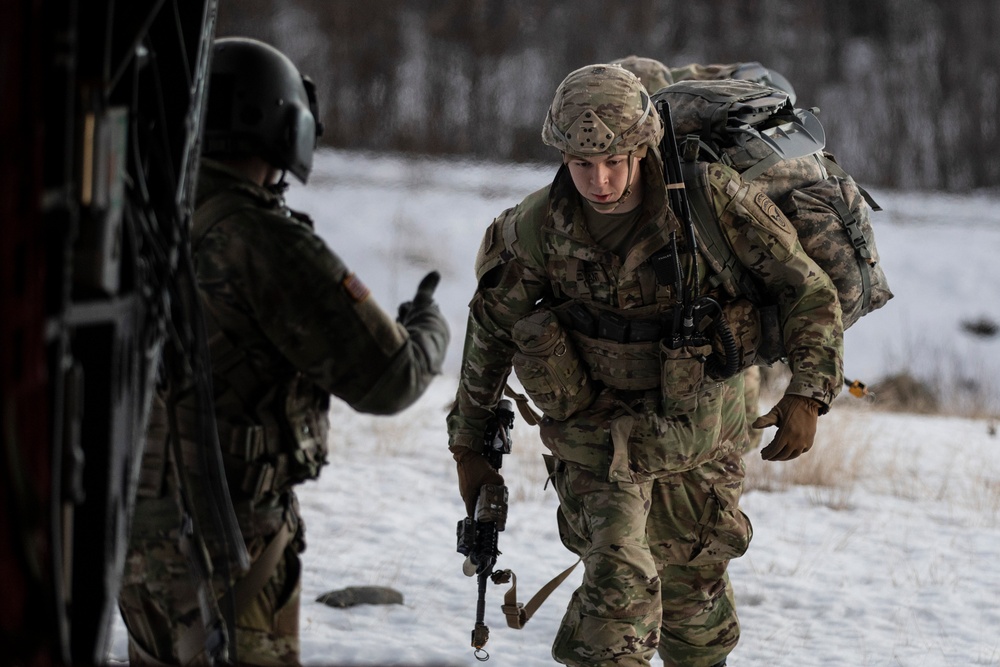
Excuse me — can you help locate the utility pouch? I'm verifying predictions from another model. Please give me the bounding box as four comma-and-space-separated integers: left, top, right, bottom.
283, 375, 330, 483
659, 342, 713, 414
511, 309, 595, 421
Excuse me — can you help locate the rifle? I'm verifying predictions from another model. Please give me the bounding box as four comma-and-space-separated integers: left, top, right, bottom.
655, 97, 741, 379
456, 399, 514, 661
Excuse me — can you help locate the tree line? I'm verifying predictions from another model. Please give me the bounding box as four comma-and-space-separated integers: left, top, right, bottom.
218, 0, 1000, 192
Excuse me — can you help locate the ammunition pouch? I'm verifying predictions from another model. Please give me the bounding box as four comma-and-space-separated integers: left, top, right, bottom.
222, 375, 329, 500
550, 302, 668, 392
218, 424, 286, 499
217, 417, 328, 502
568, 332, 662, 391
153, 375, 329, 505
511, 309, 596, 421
282, 375, 330, 483
511, 296, 771, 414
659, 341, 713, 414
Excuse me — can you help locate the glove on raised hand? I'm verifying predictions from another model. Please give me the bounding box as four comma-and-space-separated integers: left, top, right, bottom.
397, 271, 449, 374
398, 270, 441, 324
453, 447, 504, 518
752, 394, 823, 461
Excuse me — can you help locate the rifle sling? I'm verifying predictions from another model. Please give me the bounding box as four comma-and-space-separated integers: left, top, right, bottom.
174, 521, 293, 663
499, 559, 581, 630
503, 384, 543, 426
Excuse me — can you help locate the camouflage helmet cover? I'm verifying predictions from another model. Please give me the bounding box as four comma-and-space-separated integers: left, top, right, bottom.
542, 64, 664, 158
611, 55, 675, 94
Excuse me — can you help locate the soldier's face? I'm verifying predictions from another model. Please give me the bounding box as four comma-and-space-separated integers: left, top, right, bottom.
564, 153, 642, 213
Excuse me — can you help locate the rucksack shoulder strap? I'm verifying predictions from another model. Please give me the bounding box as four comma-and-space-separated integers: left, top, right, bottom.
735, 150, 783, 183
681, 161, 760, 301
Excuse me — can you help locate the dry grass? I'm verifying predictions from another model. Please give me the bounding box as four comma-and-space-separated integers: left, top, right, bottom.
744, 394, 1000, 526
972, 475, 1000, 517
505, 421, 553, 504
744, 408, 873, 511
752, 351, 1000, 518
342, 359, 1000, 525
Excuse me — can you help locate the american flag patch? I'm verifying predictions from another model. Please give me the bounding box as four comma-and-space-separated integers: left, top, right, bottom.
342, 273, 370, 302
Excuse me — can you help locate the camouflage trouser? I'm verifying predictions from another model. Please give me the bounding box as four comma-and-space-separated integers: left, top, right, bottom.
742, 366, 763, 453
119, 500, 302, 666
551, 451, 752, 667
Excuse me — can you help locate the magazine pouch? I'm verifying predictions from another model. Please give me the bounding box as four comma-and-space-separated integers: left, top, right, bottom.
511, 309, 596, 421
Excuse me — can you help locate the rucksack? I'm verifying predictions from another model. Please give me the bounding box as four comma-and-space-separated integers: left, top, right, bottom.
651, 79, 893, 350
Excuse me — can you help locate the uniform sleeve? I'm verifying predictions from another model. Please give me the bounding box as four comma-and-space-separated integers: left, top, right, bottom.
204, 211, 439, 413
709, 164, 844, 406
446, 219, 547, 452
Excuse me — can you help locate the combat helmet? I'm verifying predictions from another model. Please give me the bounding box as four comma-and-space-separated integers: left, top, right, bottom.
542, 64, 663, 159
611, 55, 674, 94
204, 37, 324, 183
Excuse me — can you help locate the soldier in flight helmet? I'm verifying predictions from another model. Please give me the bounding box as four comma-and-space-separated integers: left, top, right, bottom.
449, 63, 842, 667
203, 36, 323, 184
119, 37, 450, 665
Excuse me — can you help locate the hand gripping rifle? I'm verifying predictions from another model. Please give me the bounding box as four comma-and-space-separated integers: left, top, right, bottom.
456, 399, 514, 661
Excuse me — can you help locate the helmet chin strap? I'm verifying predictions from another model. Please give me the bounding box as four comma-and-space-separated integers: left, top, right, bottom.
587, 151, 638, 214
267, 170, 290, 195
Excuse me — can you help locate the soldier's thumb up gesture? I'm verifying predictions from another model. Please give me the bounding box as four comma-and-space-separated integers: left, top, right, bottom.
752, 394, 823, 461
397, 271, 449, 373
398, 271, 441, 322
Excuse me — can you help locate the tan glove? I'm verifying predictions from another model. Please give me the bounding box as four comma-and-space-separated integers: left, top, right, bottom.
752, 394, 823, 461
453, 447, 504, 518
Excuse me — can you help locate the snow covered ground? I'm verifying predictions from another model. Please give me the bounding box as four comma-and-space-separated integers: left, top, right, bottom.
108, 149, 1000, 666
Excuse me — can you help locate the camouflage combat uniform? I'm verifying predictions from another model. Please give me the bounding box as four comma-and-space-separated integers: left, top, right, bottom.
612, 56, 772, 455
119, 158, 448, 665
448, 148, 842, 665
